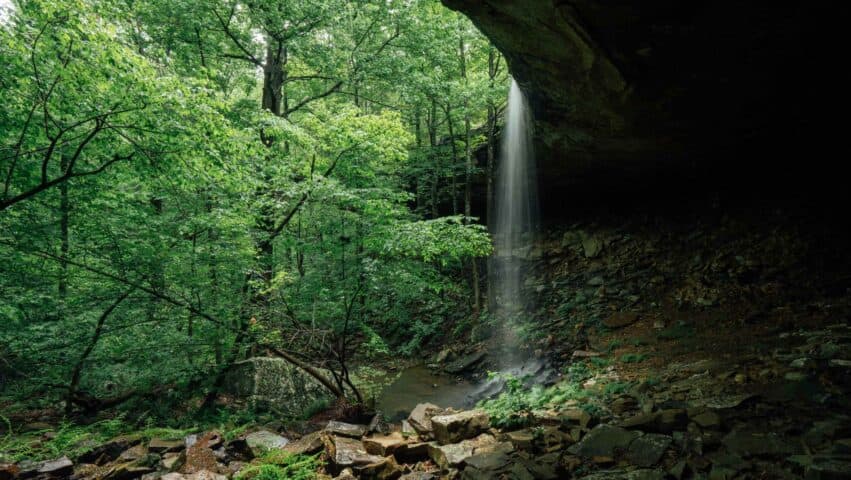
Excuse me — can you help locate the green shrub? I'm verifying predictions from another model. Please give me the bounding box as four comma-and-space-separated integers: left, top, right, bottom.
657, 323, 695, 340
0, 416, 137, 462
619, 353, 647, 364
477, 374, 588, 428
603, 381, 633, 397
589, 356, 611, 368
236, 452, 322, 480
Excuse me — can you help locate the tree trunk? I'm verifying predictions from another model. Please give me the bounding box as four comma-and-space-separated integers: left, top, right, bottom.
66, 289, 133, 414
444, 105, 459, 215
486, 46, 501, 311
262, 41, 284, 116
428, 99, 439, 218
58, 154, 70, 315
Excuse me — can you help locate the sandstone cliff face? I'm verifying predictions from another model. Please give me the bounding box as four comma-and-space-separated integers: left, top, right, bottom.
442, 1, 836, 209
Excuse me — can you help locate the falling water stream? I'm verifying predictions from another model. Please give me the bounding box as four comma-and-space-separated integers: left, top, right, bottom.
491, 79, 539, 338
377, 79, 543, 413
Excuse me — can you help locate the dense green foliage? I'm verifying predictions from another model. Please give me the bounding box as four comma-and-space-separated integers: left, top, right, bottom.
0, 0, 508, 419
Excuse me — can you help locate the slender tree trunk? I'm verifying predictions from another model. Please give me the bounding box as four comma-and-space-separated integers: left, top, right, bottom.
414, 108, 423, 211
148, 197, 164, 322
459, 30, 480, 311
445, 105, 459, 215
486, 46, 500, 311
58, 155, 70, 315
428, 99, 439, 218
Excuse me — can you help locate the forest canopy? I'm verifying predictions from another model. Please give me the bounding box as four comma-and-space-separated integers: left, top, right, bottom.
0, 0, 508, 417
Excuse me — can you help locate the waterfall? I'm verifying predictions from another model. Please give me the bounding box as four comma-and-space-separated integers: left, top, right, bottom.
491, 79, 538, 328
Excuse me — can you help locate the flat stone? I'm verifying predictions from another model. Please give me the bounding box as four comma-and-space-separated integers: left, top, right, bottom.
427, 434, 497, 469
282, 431, 324, 455
160, 474, 186, 480
399, 473, 437, 480
572, 350, 602, 358
363, 432, 407, 456
568, 425, 640, 458
582, 235, 603, 258
162, 452, 184, 471
407, 403, 444, 436
245, 430, 288, 456
504, 429, 535, 451
626, 434, 671, 467
691, 411, 722, 429
324, 435, 384, 469
561, 408, 593, 428
431, 410, 489, 444
525, 452, 560, 480
354, 455, 402, 480
788, 454, 851, 479
603, 312, 639, 329
185, 471, 227, 480
655, 409, 688, 433
722, 430, 801, 457
577, 470, 665, 480
464, 446, 513, 471
698, 393, 757, 409
445, 351, 486, 374
326, 421, 368, 439
148, 438, 184, 454
36, 456, 74, 477
620, 412, 659, 430
119, 444, 148, 462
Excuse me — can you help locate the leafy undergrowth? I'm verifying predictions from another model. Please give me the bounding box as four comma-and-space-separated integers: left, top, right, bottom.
478, 373, 589, 429
0, 406, 272, 462
478, 355, 646, 429
0, 414, 189, 463
235, 450, 322, 480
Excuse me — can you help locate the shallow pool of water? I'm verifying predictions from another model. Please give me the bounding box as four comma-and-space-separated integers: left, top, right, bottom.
375, 366, 483, 420
375, 358, 552, 421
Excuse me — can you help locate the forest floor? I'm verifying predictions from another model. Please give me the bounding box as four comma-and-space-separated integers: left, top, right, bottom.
2, 201, 851, 479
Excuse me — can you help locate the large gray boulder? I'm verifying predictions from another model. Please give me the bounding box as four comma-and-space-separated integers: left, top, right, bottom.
222, 357, 331, 417
407, 403, 444, 437
244, 430, 289, 456
568, 424, 639, 458
431, 410, 490, 445
323, 436, 384, 470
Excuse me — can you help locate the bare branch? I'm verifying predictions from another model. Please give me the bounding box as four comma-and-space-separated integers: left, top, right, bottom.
285, 81, 343, 116
211, 7, 262, 67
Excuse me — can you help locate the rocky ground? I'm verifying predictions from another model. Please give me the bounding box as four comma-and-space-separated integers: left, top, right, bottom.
3, 205, 851, 479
